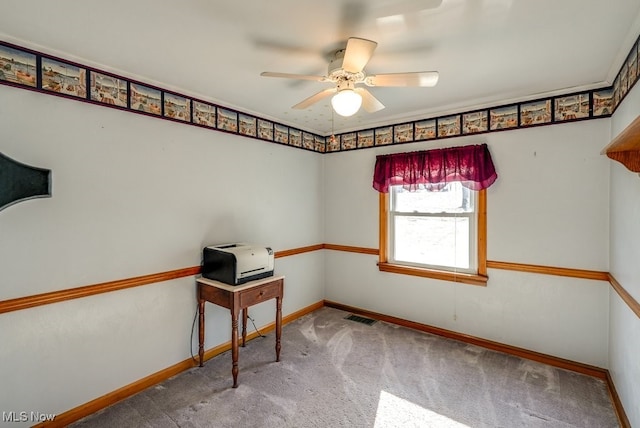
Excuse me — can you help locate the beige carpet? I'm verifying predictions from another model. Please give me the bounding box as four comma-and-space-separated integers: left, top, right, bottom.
71, 307, 619, 427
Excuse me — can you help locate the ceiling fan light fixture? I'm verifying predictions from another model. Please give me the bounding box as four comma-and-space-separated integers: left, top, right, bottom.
331, 89, 362, 117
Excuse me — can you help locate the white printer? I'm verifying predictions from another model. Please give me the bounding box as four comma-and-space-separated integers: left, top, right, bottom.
202, 243, 274, 285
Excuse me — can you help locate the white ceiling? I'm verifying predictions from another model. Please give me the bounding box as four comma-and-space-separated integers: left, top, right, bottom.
2, 0, 640, 135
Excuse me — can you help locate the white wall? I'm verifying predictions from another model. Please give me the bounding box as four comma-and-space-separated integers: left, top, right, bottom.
608, 82, 640, 428
324, 119, 611, 367
3, 71, 637, 424
0, 84, 325, 424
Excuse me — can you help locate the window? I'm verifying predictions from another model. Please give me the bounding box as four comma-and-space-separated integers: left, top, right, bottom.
379, 186, 488, 286
390, 182, 476, 272
373, 144, 495, 285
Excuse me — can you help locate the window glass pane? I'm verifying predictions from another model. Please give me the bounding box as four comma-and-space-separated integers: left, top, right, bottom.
394, 216, 469, 269
392, 182, 472, 213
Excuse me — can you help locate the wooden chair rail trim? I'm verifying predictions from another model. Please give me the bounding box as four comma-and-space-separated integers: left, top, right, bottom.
275, 244, 324, 258
0, 266, 202, 315
0, 244, 325, 315
486, 260, 609, 281
326, 243, 610, 282
323, 243, 379, 255
609, 274, 640, 319
323, 244, 606, 285
1, 243, 637, 323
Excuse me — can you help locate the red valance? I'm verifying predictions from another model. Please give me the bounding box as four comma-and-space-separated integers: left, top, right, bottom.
373, 143, 497, 193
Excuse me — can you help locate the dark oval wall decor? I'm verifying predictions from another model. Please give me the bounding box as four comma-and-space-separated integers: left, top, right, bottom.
0, 152, 51, 212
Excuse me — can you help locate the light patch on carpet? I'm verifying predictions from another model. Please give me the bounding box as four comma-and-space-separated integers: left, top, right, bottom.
300, 318, 320, 344
374, 390, 470, 428
518, 360, 560, 392
326, 328, 353, 369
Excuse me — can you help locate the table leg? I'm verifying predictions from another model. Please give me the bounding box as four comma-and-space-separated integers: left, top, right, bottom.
231, 311, 239, 388
198, 298, 205, 367
275, 296, 282, 362
242, 308, 248, 347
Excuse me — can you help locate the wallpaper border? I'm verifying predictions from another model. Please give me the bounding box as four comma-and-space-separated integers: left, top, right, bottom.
2, 34, 639, 153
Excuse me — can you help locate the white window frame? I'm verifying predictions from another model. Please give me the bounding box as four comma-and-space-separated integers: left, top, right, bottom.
378, 186, 488, 286
388, 183, 478, 274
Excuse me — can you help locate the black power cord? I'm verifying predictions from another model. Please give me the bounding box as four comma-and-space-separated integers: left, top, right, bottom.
190, 303, 199, 363
248, 315, 266, 338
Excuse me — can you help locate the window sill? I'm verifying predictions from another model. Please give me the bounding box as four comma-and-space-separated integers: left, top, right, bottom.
377, 262, 488, 286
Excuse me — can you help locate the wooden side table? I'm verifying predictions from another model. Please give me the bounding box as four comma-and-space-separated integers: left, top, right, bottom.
196, 275, 284, 388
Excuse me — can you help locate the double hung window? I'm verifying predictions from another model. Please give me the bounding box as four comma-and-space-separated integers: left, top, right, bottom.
373, 144, 496, 285
388, 182, 477, 274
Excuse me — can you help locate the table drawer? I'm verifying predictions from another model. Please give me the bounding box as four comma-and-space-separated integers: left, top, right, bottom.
239, 284, 280, 307
200, 284, 232, 308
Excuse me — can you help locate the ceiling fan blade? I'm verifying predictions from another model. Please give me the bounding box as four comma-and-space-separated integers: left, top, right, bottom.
342, 37, 378, 73
261, 72, 328, 82
293, 88, 337, 109
355, 87, 385, 113
365, 71, 439, 87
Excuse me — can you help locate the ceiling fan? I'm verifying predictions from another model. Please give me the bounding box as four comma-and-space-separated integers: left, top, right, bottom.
260, 37, 439, 117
